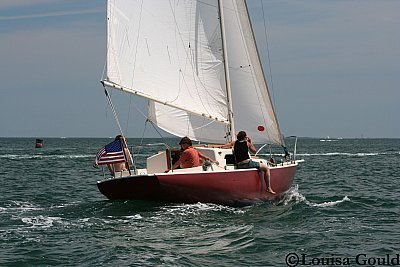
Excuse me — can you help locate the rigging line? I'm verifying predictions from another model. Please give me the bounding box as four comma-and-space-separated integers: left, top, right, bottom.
101, 41, 107, 81
101, 52, 110, 120
177, 72, 229, 124
185, 18, 228, 115
260, 0, 276, 110
243, 2, 269, 128
125, 95, 133, 136
131, 101, 167, 148
193, 119, 216, 130
136, 119, 148, 156
103, 87, 124, 136
188, 7, 224, 111
126, 97, 150, 122
218, 0, 236, 141
101, 9, 109, 86
232, 1, 272, 140
130, 0, 144, 88
243, 1, 277, 143
167, 0, 184, 104
257, 1, 284, 145
140, 120, 147, 145
186, 113, 191, 137
194, 118, 215, 143
107, 0, 122, 86
167, 0, 224, 117
147, 119, 169, 145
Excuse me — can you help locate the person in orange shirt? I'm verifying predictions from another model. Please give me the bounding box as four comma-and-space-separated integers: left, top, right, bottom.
168, 137, 218, 171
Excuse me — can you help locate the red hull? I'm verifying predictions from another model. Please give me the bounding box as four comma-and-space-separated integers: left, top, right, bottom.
97, 163, 297, 206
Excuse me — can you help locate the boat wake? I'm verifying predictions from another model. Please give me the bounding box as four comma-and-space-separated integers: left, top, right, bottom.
307, 196, 350, 208
21, 215, 63, 229
280, 185, 350, 208
161, 202, 246, 215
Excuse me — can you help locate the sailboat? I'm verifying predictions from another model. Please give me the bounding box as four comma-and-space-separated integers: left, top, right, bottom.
96, 0, 302, 206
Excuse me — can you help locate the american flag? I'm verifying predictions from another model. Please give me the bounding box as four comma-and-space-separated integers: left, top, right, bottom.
94, 139, 126, 166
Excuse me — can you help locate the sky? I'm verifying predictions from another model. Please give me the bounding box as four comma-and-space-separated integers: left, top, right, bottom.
0, 0, 399, 139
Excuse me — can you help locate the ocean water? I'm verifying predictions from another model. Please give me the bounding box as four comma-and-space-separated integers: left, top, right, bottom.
0, 137, 399, 266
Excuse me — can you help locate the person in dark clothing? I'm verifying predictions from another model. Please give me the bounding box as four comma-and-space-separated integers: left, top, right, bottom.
222, 131, 275, 194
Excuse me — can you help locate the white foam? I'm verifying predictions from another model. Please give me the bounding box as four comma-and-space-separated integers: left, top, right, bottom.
9, 201, 42, 212
307, 196, 350, 207
21, 215, 62, 228
124, 214, 143, 219
163, 202, 245, 215
281, 185, 350, 208
280, 185, 307, 206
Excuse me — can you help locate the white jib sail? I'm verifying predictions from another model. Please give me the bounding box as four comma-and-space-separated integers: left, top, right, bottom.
223, 0, 283, 145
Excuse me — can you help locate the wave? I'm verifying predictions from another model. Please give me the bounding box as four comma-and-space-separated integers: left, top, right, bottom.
1, 201, 43, 213
280, 185, 350, 208
256, 151, 399, 158
307, 196, 351, 207
0, 154, 93, 160
2, 151, 397, 161
296, 152, 399, 157
121, 214, 143, 220
0, 153, 158, 160
279, 185, 307, 205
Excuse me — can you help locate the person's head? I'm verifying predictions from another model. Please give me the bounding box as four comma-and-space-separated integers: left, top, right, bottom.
236, 131, 247, 141
179, 136, 192, 148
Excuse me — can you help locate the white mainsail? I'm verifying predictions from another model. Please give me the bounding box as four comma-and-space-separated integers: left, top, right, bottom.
106, 0, 228, 123
105, 0, 284, 145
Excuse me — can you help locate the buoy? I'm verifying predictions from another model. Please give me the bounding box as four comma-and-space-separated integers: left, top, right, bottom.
35, 139, 44, 148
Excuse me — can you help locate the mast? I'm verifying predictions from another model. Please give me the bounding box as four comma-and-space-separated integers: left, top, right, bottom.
218, 0, 236, 142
